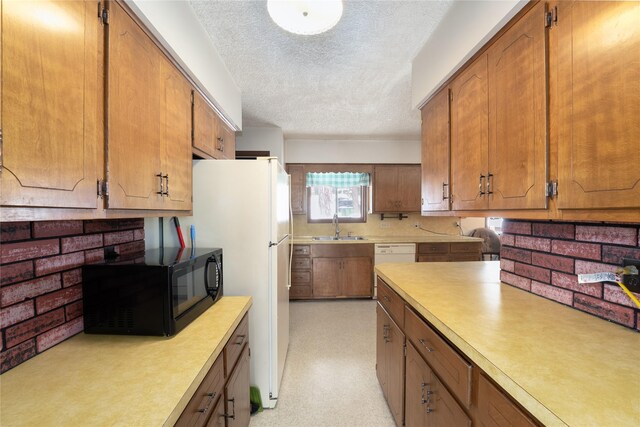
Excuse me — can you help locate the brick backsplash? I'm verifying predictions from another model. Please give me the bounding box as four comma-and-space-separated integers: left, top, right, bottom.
500, 220, 640, 330
0, 219, 145, 373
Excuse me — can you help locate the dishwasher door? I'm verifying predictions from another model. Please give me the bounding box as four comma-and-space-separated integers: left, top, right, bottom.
374, 244, 416, 298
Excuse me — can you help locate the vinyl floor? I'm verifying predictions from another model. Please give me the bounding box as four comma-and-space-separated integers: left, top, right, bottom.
249, 299, 395, 427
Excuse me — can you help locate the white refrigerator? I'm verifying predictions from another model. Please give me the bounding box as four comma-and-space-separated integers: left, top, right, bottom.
185, 158, 290, 409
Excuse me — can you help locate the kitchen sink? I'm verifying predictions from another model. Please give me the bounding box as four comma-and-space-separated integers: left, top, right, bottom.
312, 236, 367, 241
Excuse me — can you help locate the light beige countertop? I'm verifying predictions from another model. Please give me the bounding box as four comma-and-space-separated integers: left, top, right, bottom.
375, 262, 640, 426
292, 235, 482, 244
0, 296, 252, 427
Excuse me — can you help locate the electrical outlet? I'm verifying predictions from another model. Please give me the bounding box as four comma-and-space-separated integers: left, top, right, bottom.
622, 258, 640, 292
413, 222, 420, 228
379, 222, 390, 229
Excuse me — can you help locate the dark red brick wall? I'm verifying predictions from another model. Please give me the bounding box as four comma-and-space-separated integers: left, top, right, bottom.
0, 219, 145, 373
500, 220, 640, 330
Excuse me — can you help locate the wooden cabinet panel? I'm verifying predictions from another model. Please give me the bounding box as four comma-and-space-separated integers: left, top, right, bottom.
342, 257, 372, 297
176, 353, 224, 427
488, 1, 547, 210
159, 55, 193, 210
107, 1, 162, 209
377, 278, 404, 328
450, 55, 489, 211
287, 164, 307, 215
477, 373, 536, 427
221, 121, 236, 160
312, 258, 341, 298
416, 242, 482, 262
377, 303, 405, 427
291, 244, 312, 300
418, 243, 449, 254
374, 165, 422, 213
405, 306, 472, 408
406, 342, 471, 427
292, 245, 310, 256
555, 1, 640, 209
292, 257, 311, 270
421, 88, 451, 212
1, 0, 100, 209
193, 91, 217, 158
224, 314, 249, 377
224, 343, 250, 427
206, 395, 225, 427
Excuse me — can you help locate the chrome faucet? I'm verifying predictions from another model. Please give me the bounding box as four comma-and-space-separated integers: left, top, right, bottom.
333, 213, 341, 239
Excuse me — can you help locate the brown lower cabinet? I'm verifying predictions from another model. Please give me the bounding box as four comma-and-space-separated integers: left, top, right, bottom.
176, 314, 250, 427
417, 242, 482, 262
376, 278, 539, 427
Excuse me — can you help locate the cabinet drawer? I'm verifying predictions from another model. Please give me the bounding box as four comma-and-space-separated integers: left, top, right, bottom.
450, 253, 481, 261
292, 245, 310, 256
377, 278, 404, 328
417, 254, 450, 262
291, 271, 311, 284
450, 242, 481, 253
404, 306, 472, 408
292, 257, 311, 270
290, 285, 312, 298
478, 373, 537, 427
176, 353, 224, 427
224, 313, 249, 376
418, 243, 449, 254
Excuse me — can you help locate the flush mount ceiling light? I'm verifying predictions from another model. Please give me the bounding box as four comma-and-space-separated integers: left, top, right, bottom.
267, 0, 343, 35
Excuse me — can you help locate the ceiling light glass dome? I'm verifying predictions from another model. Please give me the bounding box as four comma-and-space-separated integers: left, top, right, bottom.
267, 0, 343, 35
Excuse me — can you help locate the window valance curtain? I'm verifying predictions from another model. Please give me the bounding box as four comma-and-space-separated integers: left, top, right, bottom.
305, 172, 370, 188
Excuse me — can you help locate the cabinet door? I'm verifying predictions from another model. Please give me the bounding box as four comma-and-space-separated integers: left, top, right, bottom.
488, 1, 547, 210
398, 165, 422, 212
555, 1, 640, 209
342, 257, 372, 297
451, 55, 489, 211
312, 258, 341, 297
205, 395, 225, 427
288, 165, 307, 214
159, 56, 192, 210
1, 0, 99, 208
385, 307, 405, 427
224, 344, 250, 427
477, 373, 536, 427
376, 303, 388, 394
405, 342, 431, 427
221, 122, 236, 160
421, 88, 451, 212
374, 165, 399, 212
107, 1, 162, 209
193, 91, 217, 158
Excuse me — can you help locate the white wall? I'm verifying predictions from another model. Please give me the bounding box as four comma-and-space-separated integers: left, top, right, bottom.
411, 0, 527, 108
128, 0, 242, 129
285, 139, 421, 164
236, 127, 285, 163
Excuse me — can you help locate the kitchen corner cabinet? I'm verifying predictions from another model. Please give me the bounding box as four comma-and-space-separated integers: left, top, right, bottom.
287, 164, 307, 215
290, 245, 312, 299
451, 1, 547, 211
554, 0, 640, 210
107, 1, 192, 211
1, 0, 100, 209
374, 165, 422, 213
376, 303, 405, 427
193, 91, 236, 160
311, 244, 373, 298
421, 88, 451, 212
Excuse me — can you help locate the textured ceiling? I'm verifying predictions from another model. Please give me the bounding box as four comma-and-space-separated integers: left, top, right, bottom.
189, 0, 453, 140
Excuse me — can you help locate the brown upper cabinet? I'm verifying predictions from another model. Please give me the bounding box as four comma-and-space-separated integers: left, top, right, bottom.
192, 91, 235, 160
288, 164, 307, 215
553, 1, 640, 210
374, 165, 421, 213
1, 0, 100, 209
421, 88, 451, 212
450, 1, 547, 211
107, 1, 192, 211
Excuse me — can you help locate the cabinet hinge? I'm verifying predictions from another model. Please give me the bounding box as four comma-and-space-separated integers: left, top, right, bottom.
545, 6, 557, 28
546, 180, 558, 198
403, 344, 407, 357
99, 5, 110, 25
97, 180, 109, 198
0, 128, 3, 172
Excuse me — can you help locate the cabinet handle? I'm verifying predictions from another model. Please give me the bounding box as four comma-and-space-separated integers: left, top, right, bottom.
487, 173, 493, 195
442, 182, 449, 200
224, 398, 236, 420
478, 174, 486, 196
383, 324, 390, 342
421, 382, 433, 405
163, 174, 169, 196
235, 334, 246, 346
418, 338, 435, 352
156, 173, 164, 195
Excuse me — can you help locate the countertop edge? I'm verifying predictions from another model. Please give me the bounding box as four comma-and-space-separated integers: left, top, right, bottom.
374, 267, 566, 427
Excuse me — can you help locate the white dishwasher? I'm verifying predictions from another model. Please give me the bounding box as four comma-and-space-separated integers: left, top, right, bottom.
374, 243, 416, 298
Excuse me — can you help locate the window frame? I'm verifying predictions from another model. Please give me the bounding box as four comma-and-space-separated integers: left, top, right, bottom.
306, 185, 368, 224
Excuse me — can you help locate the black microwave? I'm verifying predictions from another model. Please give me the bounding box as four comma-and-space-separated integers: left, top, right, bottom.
82, 247, 223, 336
